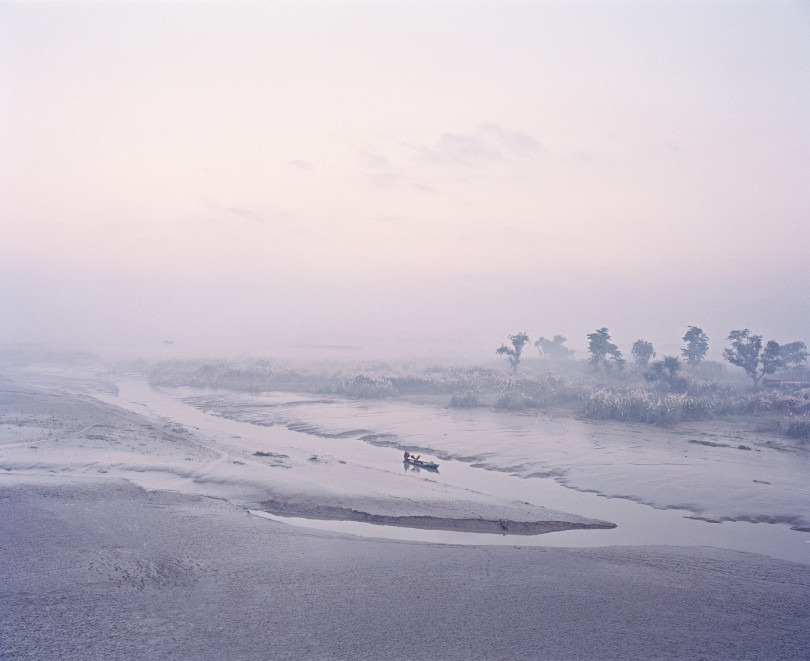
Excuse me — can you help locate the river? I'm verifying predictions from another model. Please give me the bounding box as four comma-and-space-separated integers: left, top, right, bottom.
90, 377, 810, 565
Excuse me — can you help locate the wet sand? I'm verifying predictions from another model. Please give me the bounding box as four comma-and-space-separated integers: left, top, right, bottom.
0, 378, 614, 535
3, 478, 809, 661
2, 375, 810, 659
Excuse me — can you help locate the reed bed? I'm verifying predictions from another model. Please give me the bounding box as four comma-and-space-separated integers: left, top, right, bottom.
583, 385, 810, 426
146, 359, 810, 437
584, 388, 699, 425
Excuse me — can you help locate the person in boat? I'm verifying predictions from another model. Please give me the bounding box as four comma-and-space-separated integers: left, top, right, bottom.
404, 451, 410, 460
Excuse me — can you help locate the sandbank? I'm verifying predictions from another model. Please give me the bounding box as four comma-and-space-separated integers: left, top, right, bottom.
2, 479, 809, 661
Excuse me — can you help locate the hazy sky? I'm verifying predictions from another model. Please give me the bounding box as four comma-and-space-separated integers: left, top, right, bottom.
2, 1, 809, 360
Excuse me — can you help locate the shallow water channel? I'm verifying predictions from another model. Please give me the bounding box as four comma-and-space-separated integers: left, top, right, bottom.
104, 379, 810, 565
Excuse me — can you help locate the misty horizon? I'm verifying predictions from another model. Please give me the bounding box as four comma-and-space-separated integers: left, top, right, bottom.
2, 2, 808, 362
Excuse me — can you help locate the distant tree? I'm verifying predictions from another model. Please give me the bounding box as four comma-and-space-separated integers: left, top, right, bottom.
722, 329, 783, 388
645, 355, 687, 391
662, 355, 682, 377
587, 328, 625, 371
681, 326, 709, 365
761, 341, 783, 381
534, 335, 575, 359
496, 332, 531, 373
631, 340, 655, 368
780, 341, 808, 368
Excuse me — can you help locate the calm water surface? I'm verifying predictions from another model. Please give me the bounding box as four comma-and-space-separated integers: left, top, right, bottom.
106, 379, 810, 565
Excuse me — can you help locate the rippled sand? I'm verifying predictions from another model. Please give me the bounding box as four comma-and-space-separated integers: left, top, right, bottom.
2, 372, 810, 659
3, 479, 809, 661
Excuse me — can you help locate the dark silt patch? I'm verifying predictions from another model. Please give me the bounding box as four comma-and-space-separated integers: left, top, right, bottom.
688, 439, 730, 448
258, 499, 617, 535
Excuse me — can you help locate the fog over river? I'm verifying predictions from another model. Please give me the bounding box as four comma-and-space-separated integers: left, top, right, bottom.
4, 3, 809, 656
83, 377, 810, 565
4, 369, 810, 660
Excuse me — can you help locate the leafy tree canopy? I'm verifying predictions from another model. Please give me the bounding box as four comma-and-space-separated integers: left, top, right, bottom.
722, 329, 783, 388
681, 326, 709, 365
631, 339, 655, 367
496, 332, 531, 373
587, 328, 625, 371
780, 341, 808, 367
645, 355, 687, 391
534, 335, 575, 359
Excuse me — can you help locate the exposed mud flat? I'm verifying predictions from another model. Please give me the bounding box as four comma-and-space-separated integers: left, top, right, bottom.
2, 478, 809, 661
258, 498, 616, 534
0, 376, 613, 535
3, 372, 809, 562
2, 370, 810, 659
175, 384, 810, 533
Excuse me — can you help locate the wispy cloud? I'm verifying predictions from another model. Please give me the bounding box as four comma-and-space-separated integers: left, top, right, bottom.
289, 159, 314, 171
357, 148, 405, 187
227, 207, 266, 223
415, 132, 503, 166
356, 124, 545, 191
411, 124, 545, 167
480, 123, 546, 158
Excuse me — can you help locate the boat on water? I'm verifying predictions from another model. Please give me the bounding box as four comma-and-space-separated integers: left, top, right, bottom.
403, 454, 439, 470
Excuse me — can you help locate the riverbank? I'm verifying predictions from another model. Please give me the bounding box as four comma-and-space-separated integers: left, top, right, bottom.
3, 370, 810, 556
0, 378, 614, 535
2, 371, 810, 659
3, 478, 809, 661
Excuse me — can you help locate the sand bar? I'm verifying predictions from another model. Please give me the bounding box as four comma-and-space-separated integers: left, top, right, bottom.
2, 375, 809, 659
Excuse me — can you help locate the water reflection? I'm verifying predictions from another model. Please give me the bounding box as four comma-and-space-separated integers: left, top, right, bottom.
403, 461, 440, 474
104, 379, 810, 566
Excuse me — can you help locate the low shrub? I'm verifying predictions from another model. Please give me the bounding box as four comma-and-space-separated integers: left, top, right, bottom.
494, 390, 530, 411
786, 420, 810, 440
450, 391, 479, 408
344, 374, 397, 398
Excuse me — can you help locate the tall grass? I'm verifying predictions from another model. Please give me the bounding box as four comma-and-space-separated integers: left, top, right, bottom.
583, 385, 810, 426
343, 374, 398, 398
146, 358, 810, 435
584, 388, 700, 425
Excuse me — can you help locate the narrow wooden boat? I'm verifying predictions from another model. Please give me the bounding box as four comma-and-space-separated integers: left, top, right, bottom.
403, 457, 439, 470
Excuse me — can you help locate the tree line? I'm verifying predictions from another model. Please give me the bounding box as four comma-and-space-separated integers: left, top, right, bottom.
497, 327, 808, 389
